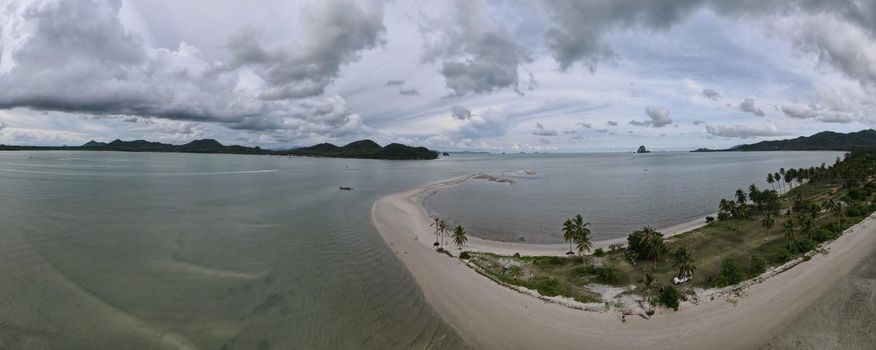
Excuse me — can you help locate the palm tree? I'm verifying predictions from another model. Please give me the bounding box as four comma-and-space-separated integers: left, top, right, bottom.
783, 215, 796, 252
452, 225, 468, 249
828, 199, 846, 224
735, 189, 747, 206
774, 172, 783, 193
761, 213, 775, 235
430, 217, 442, 246
673, 247, 696, 279
575, 223, 593, 255
767, 173, 775, 191
562, 217, 576, 255
432, 219, 449, 250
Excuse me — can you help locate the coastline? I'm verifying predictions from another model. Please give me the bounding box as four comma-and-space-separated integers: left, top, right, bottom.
372, 175, 876, 349
415, 174, 713, 256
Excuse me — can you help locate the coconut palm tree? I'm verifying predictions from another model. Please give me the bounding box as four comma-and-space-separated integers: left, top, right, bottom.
783, 215, 796, 252
432, 219, 449, 250
430, 217, 442, 246
828, 199, 846, 224
452, 225, 468, 249
761, 213, 775, 235
575, 222, 593, 255
673, 247, 696, 279
774, 172, 783, 193
767, 173, 775, 191
562, 217, 576, 255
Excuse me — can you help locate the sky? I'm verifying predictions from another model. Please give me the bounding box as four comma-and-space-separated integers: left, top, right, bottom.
0, 0, 875, 152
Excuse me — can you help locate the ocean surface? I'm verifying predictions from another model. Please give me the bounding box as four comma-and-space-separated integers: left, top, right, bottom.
427, 151, 843, 242
0, 150, 849, 349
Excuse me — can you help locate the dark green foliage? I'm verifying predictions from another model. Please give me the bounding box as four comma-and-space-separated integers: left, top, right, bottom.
593, 248, 605, 257
626, 227, 667, 262
705, 216, 715, 223
714, 259, 744, 287
656, 285, 686, 310
774, 247, 792, 262
576, 265, 627, 285
525, 277, 565, 297
813, 228, 836, 243
289, 139, 438, 160
847, 204, 869, 217
748, 255, 766, 277
694, 129, 876, 152
459, 251, 471, 259
0, 138, 439, 160
793, 239, 816, 254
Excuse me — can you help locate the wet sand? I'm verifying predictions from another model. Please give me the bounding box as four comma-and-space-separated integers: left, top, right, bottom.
372, 175, 876, 349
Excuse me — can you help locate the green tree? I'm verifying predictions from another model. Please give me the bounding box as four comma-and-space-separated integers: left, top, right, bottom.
761, 213, 775, 235
673, 247, 696, 279
783, 214, 796, 252
563, 217, 576, 255
452, 225, 468, 249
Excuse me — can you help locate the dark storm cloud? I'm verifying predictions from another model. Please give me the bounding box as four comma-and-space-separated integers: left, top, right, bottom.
422, 0, 530, 96
739, 98, 765, 117
630, 106, 672, 128
702, 88, 721, 100
536, 0, 876, 88
781, 104, 817, 119
399, 88, 420, 96
0, 0, 381, 137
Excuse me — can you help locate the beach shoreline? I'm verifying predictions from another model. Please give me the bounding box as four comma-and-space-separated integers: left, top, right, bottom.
372, 174, 876, 349
414, 174, 713, 256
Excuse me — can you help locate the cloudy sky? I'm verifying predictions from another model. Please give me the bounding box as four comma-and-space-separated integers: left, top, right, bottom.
0, 0, 874, 152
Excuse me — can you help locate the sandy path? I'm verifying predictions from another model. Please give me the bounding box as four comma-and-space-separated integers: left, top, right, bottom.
372, 176, 876, 349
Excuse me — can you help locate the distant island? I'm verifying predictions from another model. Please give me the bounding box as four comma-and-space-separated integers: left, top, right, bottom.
692, 129, 876, 152
0, 138, 439, 160
636, 145, 650, 154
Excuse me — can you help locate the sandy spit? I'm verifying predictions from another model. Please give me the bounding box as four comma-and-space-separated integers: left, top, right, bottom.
372, 175, 876, 350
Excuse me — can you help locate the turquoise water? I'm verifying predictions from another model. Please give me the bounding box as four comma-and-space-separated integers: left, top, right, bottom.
0, 150, 842, 348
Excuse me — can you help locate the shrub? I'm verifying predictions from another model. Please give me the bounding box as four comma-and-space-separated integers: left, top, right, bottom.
813, 228, 836, 243
534, 256, 566, 266
847, 204, 869, 218
705, 216, 715, 223
714, 259, 744, 287
608, 243, 624, 254
793, 239, 816, 254
748, 255, 766, 277
459, 251, 471, 259
592, 265, 626, 285
656, 285, 686, 310
512, 252, 521, 258
593, 248, 606, 257
526, 277, 565, 297
775, 247, 792, 262
505, 266, 522, 279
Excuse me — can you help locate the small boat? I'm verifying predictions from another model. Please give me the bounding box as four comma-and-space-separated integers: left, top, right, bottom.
339, 186, 353, 191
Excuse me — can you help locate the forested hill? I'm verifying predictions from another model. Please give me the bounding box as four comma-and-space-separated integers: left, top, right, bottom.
692, 129, 876, 152
0, 139, 439, 160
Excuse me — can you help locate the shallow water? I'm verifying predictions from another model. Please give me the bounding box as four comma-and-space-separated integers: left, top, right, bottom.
0, 150, 841, 348
427, 151, 842, 242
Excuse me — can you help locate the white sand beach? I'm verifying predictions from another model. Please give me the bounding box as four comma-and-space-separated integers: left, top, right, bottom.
372, 175, 876, 349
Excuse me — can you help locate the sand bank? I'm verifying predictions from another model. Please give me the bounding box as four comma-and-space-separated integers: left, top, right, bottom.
372, 175, 876, 349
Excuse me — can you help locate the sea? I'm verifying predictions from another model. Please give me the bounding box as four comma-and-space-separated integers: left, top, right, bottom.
0, 150, 860, 349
